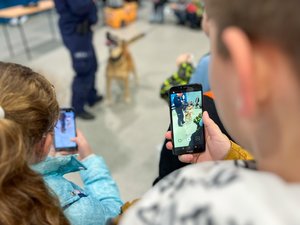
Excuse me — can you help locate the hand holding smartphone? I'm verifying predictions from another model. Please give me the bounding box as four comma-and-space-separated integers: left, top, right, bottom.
169, 84, 205, 155
54, 108, 77, 151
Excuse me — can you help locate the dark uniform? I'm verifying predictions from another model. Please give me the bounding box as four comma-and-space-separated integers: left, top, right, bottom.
173, 94, 185, 127
53, 0, 100, 117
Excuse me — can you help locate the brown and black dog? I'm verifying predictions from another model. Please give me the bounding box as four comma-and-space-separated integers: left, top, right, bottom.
105, 31, 145, 103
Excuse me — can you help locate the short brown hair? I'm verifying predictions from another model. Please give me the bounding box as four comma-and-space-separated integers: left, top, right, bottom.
0, 62, 59, 162
205, 0, 300, 70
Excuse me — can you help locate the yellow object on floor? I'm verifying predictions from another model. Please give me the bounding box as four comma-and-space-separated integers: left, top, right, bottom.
104, 2, 138, 29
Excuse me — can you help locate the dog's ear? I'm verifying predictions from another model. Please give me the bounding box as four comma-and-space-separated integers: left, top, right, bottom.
106, 32, 110, 39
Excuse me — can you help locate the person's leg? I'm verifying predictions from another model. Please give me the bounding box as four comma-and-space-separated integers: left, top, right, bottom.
174, 10, 186, 25
177, 108, 184, 126
157, 3, 165, 23
66, 34, 97, 119
180, 109, 185, 124
86, 46, 103, 106
71, 69, 94, 113
150, 2, 159, 22
186, 12, 193, 27
189, 13, 201, 29
175, 108, 182, 126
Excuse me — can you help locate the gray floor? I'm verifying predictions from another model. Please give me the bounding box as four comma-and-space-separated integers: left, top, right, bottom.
0, 3, 209, 201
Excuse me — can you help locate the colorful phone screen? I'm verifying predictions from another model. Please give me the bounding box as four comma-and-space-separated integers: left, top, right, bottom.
169, 84, 205, 155
54, 108, 77, 150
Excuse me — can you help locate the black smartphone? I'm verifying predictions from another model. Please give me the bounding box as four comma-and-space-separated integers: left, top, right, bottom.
169, 84, 205, 155
54, 108, 77, 151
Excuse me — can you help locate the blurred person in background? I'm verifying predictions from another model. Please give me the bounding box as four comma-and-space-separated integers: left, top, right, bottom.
150, 0, 167, 23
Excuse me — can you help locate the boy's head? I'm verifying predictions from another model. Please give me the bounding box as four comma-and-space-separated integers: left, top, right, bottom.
205, 0, 300, 68
204, 0, 300, 155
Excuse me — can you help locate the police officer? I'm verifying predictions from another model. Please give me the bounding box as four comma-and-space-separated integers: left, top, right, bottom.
54, 0, 102, 120
173, 93, 185, 127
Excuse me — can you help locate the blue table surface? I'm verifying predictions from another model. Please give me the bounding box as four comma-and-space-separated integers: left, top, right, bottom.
0, 0, 39, 8
0, 0, 39, 23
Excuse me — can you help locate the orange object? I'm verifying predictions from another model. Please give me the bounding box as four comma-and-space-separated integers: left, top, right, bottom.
124, 2, 137, 22
104, 2, 137, 28
204, 91, 214, 99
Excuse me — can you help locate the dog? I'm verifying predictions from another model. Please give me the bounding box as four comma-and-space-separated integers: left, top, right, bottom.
184, 103, 194, 122
105, 31, 145, 103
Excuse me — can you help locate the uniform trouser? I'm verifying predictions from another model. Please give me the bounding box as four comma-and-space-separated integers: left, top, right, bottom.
153, 2, 165, 22
174, 10, 186, 24
63, 33, 98, 113
186, 13, 201, 28
175, 107, 184, 126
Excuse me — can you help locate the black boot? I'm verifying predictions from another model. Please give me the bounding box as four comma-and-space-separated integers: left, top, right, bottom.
77, 110, 95, 120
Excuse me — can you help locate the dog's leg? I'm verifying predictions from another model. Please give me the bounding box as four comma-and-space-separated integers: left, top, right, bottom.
106, 75, 112, 105
132, 63, 139, 86
124, 77, 131, 103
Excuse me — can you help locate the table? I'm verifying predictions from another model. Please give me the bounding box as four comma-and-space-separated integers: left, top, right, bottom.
0, 0, 56, 60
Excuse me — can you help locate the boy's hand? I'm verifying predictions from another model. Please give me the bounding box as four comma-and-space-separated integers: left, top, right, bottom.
166, 111, 231, 163
176, 53, 193, 66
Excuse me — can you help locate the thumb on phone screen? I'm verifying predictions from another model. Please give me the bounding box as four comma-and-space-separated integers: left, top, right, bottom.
71, 129, 94, 160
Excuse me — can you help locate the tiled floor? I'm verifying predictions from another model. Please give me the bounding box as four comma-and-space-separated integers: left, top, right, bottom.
0, 2, 209, 201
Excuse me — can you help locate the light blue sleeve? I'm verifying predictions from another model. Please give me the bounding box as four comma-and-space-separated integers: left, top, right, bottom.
65, 196, 117, 225
79, 155, 123, 219
189, 54, 211, 93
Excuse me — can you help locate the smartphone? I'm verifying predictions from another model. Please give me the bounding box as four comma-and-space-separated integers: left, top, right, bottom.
54, 108, 77, 151
169, 84, 205, 155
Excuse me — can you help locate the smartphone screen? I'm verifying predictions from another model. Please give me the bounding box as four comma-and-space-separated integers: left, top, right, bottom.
54, 108, 77, 151
169, 84, 205, 155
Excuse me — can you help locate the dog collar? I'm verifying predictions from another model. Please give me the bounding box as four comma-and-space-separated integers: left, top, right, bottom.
109, 53, 123, 63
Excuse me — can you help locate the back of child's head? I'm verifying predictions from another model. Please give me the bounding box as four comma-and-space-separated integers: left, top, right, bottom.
0, 62, 59, 163
0, 118, 69, 225
205, 0, 300, 75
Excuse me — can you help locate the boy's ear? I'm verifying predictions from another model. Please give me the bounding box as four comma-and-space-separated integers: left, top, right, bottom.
222, 27, 256, 117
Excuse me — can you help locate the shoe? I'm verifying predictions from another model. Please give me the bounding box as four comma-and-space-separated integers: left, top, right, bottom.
77, 110, 95, 120
9, 18, 19, 26
19, 16, 28, 24
88, 95, 104, 107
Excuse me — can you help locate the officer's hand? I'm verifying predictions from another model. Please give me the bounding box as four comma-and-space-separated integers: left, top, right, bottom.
166, 111, 231, 163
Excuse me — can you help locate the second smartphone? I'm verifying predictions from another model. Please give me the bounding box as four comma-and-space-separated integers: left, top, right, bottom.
169, 84, 206, 155
54, 108, 77, 151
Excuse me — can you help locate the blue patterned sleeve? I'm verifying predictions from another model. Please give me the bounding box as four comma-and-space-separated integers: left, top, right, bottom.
79, 155, 123, 218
